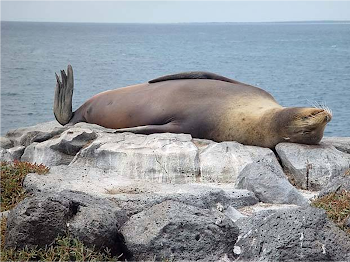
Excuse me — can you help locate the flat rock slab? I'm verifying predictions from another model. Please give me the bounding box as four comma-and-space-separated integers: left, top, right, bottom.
121, 200, 239, 261
276, 143, 350, 191
24, 165, 259, 216
71, 132, 200, 183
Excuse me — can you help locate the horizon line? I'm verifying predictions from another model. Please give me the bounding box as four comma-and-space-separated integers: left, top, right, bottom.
2, 20, 350, 24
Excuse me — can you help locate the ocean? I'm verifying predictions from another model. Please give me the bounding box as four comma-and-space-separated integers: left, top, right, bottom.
1, 21, 350, 136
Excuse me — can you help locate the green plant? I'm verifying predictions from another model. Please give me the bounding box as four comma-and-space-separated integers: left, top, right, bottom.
312, 190, 350, 234
0, 161, 50, 212
0, 226, 120, 261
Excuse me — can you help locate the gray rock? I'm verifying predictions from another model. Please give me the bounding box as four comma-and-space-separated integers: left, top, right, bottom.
235, 206, 350, 261
5, 191, 129, 258
276, 143, 350, 191
0, 148, 12, 162
0, 136, 13, 149
71, 132, 200, 183
236, 154, 307, 205
322, 137, 350, 154
24, 165, 258, 216
0, 146, 25, 161
199, 141, 274, 183
21, 128, 97, 166
1, 210, 10, 219
319, 171, 350, 197
5, 121, 66, 147
8, 146, 25, 160
121, 200, 239, 261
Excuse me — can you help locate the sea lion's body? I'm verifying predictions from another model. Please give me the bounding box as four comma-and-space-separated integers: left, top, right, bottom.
54, 66, 332, 148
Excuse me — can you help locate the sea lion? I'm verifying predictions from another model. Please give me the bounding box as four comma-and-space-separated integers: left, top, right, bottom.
54, 65, 332, 148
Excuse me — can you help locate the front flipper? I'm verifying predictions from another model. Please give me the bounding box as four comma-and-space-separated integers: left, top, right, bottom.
114, 122, 181, 135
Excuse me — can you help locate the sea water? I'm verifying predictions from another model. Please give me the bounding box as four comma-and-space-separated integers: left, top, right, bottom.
1, 21, 350, 136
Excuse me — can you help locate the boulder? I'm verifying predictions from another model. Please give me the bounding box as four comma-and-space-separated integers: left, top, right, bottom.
0, 146, 25, 161
21, 128, 97, 166
319, 170, 350, 197
199, 142, 275, 183
0, 136, 13, 149
5, 121, 66, 147
276, 143, 350, 191
0, 148, 11, 162
235, 206, 350, 261
5, 191, 129, 258
236, 154, 308, 205
322, 137, 350, 154
121, 200, 239, 261
71, 132, 200, 183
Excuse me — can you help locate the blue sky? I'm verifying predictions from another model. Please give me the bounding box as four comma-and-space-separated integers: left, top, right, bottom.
1, 1, 350, 23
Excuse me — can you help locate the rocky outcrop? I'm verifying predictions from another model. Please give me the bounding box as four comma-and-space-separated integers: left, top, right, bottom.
2, 121, 350, 261
23, 165, 259, 216
121, 200, 239, 261
276, 143, 350, 191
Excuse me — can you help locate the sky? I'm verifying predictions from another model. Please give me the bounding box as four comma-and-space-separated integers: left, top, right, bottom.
1, 1, 350, 23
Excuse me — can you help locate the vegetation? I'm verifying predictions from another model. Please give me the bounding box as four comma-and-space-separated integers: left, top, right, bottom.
0, 161, 120, 261
312, 190, 350, 235
0, 222, 120, 261
1, 160, 50, 212
1, 217, 7, 250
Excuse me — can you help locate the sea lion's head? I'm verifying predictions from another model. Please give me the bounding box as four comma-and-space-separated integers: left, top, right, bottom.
277, 107, 332, 145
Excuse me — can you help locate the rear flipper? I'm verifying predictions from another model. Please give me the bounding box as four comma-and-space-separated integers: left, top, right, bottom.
114, 122, 181, 135
54, 65, 74, 125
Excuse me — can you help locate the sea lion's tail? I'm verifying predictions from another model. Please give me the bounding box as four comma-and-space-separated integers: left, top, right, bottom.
53, 65, 74, 125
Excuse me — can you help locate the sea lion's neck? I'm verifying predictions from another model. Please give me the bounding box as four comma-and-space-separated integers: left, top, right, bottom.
255, 107, 285, 148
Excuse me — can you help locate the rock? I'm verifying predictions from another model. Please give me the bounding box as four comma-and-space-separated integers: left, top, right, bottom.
236, 153, 307, 205
1, 210, 10, 219
0, 146, 25, 161
224, 206, 247, 222
235, 206, 350, 261
71, 132, 199, 183
199, 142, 275, 183
24, 165, 258, 216
319, 171, 350, 197
5, 121, 66, 147
21, 128, 97, 166
8, 146, 25, 160
276, 143, 350, 191
121, 200, 239, 261
322, 137, 350, 154
0, 136, 13, 149
0, 148, 11, 161
5, 191, 129, 257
